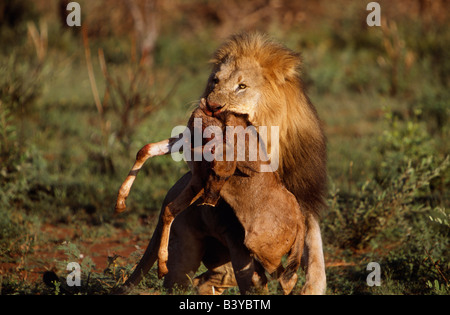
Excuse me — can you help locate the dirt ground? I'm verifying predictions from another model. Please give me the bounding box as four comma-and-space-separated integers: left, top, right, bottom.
0, 223, 149, 286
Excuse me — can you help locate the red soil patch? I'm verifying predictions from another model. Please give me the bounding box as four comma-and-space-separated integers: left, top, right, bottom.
0, 224, 150, 284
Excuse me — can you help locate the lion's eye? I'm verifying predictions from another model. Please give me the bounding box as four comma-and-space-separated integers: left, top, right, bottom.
238, 83, 247, 90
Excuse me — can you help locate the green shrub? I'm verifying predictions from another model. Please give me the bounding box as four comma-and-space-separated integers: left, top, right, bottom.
325, 108, 448, 250
0, 53, 46, 115
324, 106, 449, 294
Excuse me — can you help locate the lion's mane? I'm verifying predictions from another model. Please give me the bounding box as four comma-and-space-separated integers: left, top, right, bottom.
207, 33, 327, 217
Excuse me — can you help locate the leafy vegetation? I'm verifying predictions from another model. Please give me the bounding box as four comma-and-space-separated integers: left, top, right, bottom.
0, 0, 448, 295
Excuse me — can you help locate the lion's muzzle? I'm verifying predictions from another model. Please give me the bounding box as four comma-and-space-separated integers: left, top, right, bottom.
206, 99, 224, 115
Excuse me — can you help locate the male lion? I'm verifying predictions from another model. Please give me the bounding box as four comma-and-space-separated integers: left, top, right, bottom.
115, 32, 327, 295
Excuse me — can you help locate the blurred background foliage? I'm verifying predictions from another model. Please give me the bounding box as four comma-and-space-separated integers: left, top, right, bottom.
0, 0, 448, 294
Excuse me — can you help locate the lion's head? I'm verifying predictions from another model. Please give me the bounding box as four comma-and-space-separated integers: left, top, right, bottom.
200, 32, 327, 216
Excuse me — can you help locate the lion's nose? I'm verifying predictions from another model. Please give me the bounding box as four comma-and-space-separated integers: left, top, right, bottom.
206, 100, 224, 113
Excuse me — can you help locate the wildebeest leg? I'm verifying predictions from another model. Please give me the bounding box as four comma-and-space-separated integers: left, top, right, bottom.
115, 137, 180, 213
113, 172, 191, 294
158, 178, 203, 278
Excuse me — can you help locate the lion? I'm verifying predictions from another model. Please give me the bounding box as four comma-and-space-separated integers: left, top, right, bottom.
114, 32, 327, 295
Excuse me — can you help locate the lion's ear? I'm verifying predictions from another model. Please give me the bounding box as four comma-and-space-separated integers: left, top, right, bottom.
265, 51, 301, 84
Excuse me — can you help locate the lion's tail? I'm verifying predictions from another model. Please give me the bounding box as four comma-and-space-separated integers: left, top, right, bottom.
112, 216, 163, 294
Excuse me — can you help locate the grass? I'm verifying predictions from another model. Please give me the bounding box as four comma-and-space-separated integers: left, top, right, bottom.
0, 0, 448, 295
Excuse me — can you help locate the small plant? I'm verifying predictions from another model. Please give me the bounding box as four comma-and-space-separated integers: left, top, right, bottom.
0, 100, 17, 167
81, 27, 177, 174
427, 279, 448, 295
429, 207, 449, 228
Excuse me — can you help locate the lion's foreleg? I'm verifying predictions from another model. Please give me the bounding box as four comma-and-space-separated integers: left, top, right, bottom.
301, 213, 326, 295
